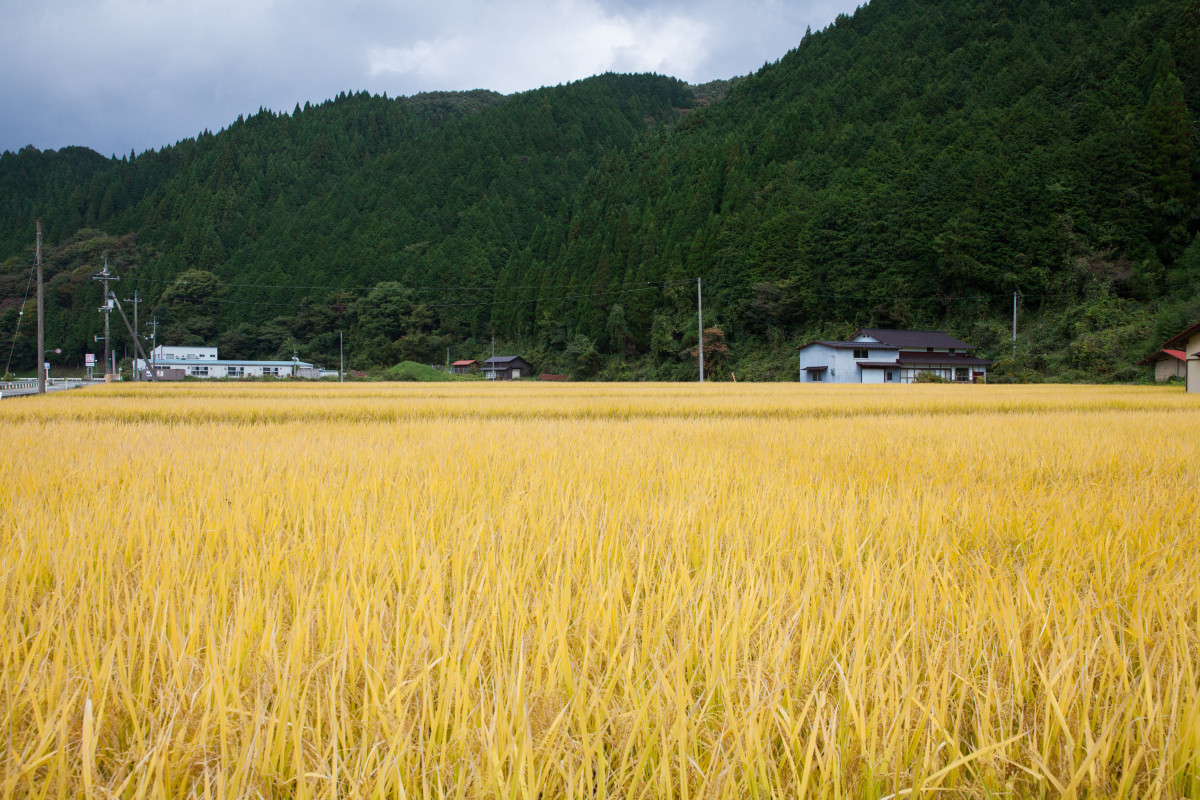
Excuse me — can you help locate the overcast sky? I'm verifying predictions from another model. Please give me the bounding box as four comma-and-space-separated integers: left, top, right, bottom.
2, 0, 862, 158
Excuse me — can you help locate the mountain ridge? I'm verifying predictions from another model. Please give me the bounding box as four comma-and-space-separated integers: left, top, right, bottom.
3, 0, 1199, 380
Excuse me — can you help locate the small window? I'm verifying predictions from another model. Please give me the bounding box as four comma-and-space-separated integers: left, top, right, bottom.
811, 371, 823, 382
853, 348, 868, 359
955, 367, 968, 381
511, 369, 521, 379
886, 371, 894, 382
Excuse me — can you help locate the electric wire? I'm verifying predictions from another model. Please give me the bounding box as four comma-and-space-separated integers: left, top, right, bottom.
3, 263, 37, 379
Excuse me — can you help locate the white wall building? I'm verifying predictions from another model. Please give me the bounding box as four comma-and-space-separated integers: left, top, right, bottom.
797, 328, 992, 384
1156, 321, 1200, 393
136, 345, 314, 379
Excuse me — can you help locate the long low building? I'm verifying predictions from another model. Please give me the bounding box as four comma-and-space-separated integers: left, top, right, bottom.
797, 328, 993, 383
135, 345, 316, 379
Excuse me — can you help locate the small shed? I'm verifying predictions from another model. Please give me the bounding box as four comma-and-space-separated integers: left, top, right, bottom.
1157, 321, 1200, 393
482, 356, 532, 380
450, 359, 478, 375
1137, 349, 1188, 381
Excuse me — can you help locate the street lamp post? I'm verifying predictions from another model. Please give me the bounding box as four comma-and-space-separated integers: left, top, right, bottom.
43, 348, 61, 383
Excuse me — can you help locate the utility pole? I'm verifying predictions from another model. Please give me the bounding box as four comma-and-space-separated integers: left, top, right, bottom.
110, 295, 157, 381
697, 277, 704, 383
339, 330, 344, 382
123, 290, 140, 380
150, 317, 157, 375
1012, 290, 1017, 360
36, 221, 45, 394
92, 255, 119, 382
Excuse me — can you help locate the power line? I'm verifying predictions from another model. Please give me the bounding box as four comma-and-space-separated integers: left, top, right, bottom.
3, 262, 36, 378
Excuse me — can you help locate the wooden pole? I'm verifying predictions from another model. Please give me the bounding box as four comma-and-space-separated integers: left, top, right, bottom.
36, 221, 44, 394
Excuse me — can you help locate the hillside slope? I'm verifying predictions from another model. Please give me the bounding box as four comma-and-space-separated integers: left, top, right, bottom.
497, 0, 1200, 379
3, 0, 1199, 380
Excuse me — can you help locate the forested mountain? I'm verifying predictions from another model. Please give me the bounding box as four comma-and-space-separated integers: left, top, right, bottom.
3, 0, 1199, 380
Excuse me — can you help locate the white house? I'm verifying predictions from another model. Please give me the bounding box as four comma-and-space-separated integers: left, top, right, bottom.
135, 345, 314, 379
797, 328, 992, 384
1156, 321, 1200, 393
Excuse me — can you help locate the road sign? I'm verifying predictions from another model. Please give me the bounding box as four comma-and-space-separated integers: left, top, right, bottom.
85, 353, 95, 366
44, 362, 50, 371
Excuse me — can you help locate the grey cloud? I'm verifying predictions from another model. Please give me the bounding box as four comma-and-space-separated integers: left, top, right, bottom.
1, 0, 862, 157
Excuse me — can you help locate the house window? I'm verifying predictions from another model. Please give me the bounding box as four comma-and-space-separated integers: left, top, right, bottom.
886, 371, 894, 382
811, 371, 824, 382
228, 366, 244, 378
189, 366, 208, 377
853, 348, 868, 359
263, 366, 280, 377
955, 367, 969, 381
511, 369, 521, 379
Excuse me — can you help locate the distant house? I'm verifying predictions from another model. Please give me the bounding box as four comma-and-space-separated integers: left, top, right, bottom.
134, 345, 314, 379
1156, 321, 1200, 393
796, 328, 993, 384
1137, 349, 1188, 381
482, 356, 532, 380
450, 359, 478, 375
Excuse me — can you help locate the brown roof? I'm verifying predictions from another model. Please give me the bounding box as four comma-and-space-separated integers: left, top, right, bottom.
451, 360, 476, 366
1163, 321, 1200, 350
856, 328, 974, 350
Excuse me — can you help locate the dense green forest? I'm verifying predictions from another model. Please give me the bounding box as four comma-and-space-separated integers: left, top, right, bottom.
2, 0, 1198, 381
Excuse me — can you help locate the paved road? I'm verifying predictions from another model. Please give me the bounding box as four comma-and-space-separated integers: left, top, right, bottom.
0, 381, 100, 399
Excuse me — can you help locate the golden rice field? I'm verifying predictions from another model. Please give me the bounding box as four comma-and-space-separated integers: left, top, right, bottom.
1, 382, 1198, 799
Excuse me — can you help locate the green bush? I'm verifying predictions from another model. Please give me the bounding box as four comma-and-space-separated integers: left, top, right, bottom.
383, 361, 483, 381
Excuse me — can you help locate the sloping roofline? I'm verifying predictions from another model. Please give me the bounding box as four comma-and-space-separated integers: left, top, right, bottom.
796, 340, 901, 351
1162, 321, 1200, 350
1137, 349, 1187, 366
855, 328, 974, 350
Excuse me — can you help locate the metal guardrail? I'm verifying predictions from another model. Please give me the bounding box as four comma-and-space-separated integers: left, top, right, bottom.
0, 378, 105, 398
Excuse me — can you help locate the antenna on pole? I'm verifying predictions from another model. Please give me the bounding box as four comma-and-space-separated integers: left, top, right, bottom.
697, 277, 704, 383
35, 221, 44, 394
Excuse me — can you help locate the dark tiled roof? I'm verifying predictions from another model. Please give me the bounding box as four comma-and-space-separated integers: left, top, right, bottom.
798, 340, 899, 350
857, 361, 902, 368
483, 356, 527, 365
802, 365, 828, 371
896, 352, 993, 366
856, 328, 973, 350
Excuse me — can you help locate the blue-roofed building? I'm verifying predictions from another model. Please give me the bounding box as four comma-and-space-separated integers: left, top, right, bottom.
134, 345, 317, 379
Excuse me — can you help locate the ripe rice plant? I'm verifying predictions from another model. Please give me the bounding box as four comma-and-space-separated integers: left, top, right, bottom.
1, 383, 1197, 798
